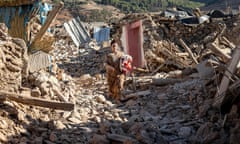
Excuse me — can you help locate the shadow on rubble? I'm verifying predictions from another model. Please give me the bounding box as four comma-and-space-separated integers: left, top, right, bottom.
57, 47, 111, 78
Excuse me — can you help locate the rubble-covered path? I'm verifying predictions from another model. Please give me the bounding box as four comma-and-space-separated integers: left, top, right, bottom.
0, 32, 236, 144
46, 44, 232, 144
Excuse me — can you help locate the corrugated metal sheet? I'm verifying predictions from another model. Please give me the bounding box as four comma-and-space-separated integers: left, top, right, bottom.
64, 17, 91, 48
93, 27, 110, 44
121, 20, 144, 68
28, 51, 51, 72
0, 4, 34, 40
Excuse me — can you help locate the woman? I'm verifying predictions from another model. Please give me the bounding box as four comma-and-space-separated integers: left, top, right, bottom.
105, 40, 132, 102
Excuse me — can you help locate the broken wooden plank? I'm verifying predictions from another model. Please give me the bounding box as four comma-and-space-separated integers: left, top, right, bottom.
221, 36, 236, 49
0, 91, 74, 111
130, 73, 137, 92
213, 46, 240, 108
133, 67, 149, 73
176, 52, 189, 57
151, 64, 164, 75
207, 42, 231, 63
168, 70, 183, 78
215, 23, 226, 40
179, 38, 198, 64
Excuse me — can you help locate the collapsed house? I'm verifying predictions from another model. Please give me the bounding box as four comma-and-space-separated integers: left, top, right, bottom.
0, 0, 74, 111
112, 8, 240, 112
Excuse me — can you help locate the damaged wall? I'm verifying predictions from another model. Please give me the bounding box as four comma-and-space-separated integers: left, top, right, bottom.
0, 23, 28, 92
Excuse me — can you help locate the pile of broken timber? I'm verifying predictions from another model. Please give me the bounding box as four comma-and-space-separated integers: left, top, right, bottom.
211, 44, 240, 108
114, 13, 240, 109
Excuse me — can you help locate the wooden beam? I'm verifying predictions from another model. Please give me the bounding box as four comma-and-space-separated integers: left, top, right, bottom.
221, 36, 235, 49
212, 23, 226, 42
151, 64, 164, 75
207, 42, 231, 63
179, 39, 198, 64
30, 2, 64, 49
213, 46, 240, 108
0, 91, 74, 111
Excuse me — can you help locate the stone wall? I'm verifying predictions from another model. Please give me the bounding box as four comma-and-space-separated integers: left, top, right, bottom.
0, 23, 28, 92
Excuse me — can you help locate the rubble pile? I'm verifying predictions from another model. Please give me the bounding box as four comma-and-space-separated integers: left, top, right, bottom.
144, 40, 192, 71
51, 25, 107, 77
0, 22, 78, 143
76, 12, 240, 143
1, 6, 240, 143
114, 13, 240, 72
26, 70, 76, 103
72, 64, 238, 144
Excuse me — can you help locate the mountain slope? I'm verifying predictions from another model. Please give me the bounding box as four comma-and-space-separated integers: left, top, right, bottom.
201, 0, 240, 11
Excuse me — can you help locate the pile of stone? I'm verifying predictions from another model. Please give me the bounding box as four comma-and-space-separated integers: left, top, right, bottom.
26, 70, 76, 103
114, 13, 240, 72
112, 12, 240, 110
0, 23, 77, 143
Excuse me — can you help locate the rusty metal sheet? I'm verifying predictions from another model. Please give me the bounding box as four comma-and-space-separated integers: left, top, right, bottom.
121, 20, 144, 68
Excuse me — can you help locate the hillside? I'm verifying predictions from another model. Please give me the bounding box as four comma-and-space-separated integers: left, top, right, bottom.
55, 1, 125, 23
90, 0, 240, 12
201, 0, 240, 11
56, 0, 240, 25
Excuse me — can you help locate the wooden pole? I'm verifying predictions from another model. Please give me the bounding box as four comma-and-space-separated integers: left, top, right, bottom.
208, 42, 231, 63
0, 91, 74, 111
30, 2, 64, 49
